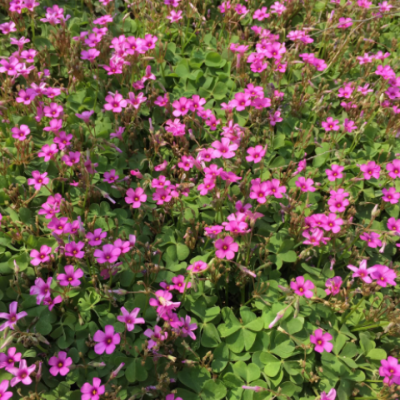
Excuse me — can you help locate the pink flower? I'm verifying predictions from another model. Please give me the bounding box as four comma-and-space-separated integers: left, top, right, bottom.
387, 217, 400, 234
379, 357, 400, 385
38, 144, 58, 161
30, 277, 52, 304
153, 188, 172, 204
144, 325, 168, 349
125, 187, 147, 208
322, 213, 343, 233
0, 21, 16, 34
270, 1, 286, 14
321, 389, 336, 400
11, 124, 31, 141
369, 265, 397, 287
104, 91, 127, 113
57, 265, 84, 286
167, 10, 183, 22
180, 315, 197, 340
246, 145, 266, 163
0, 381, 11, 400
16, 88, 37, 105
386, 160, 400, 179
325, 276, 342, 295
338, 17, 352, 28
328, 194, 349, 213
0, 57, 22, 76
48, 351, 72, 376
269, 111, 283, 126
93, 325, 121, 354
290, 276, 314, 298
30, 245, 52, 266
86, 228, 107, 246
149, 290, 181, 315
310, 329, 333, 353
250, 182, 268, 204
344, 118, 357, 133
265, 179, 286, 198
103, 170, 119, 183
76, 110, 94, 123
172, 97, 192, 117
360, 232, 382, 248
347, 261, 372, 284
215, 236, 239, 260
0, 347, 22, 371
230, 92, 251, 111
27, 171, 49, 190
62, 151, 81, 166
253, 7, 270, 20
81, 49, 100, 61
9, 360, 36, 386
81, 378, 105, 400
187, 260, 208, 273
295, 177, 316, 192
321, 117, 340, 132
212, 138, 238, 159
359, 161, 380, 180
382, 187, 400, 204
64, 240, 84, 258
0, 301, 27, 331
117, 307, 145, 331
325, 164, 344, 181
94, 244, 122, 264
171, 275, 191, 293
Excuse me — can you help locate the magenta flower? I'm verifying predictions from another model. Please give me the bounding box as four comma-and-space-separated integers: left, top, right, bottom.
117, 307, 145, 331
94, 244, 121, 264
325, 164, 344, 181
322, 213, 343, 233
325, 276, 342, 296
347, 260, 373, 283
49, 351, 72, 376
149, 290, 181, 315
62, 151, 81, 166
265, 179, 286, 198
143, 325, 168, 349
0, 347, 22, 371
166, 395, 183, 400
104, 91, 127, 113
178, 155, 195, 171
86, 229, 107, 246
0, 302, 27, 331
211, 138, 238, 159
76, 110, 94, 123
295, 177, 316, 192
359, 161, 381, 180
386, 159, 400, 179
103, 170, 119, 183
27, 171, 49, 191
43, 103, 63, 118
360, 232, 382, 248
214, 236, 239, 260
9, 360, 36, 386
290, 276, 314, 298
321, 117, 340, 132
125, 187, 147, 208
343, 118, 357, 133
230, 92, 251, 111
11, 124, 31, 141
180, 315, 197, 340
250, 182, 268, 204
30, 277, 52, 305
65, 241, 85, 258
30, 245, 52, 266
269, 111, 283, 126
57, 265, 84, 286
81, 49, 100, 61
187, 260, 208, 273
379, 356, 400, 385
38, 144, 58, 161
171, 275, 191, 293
81, 378, 105, 400
93, 325, 121, 354
246, 145, 266, 163
310, 329, 333, 353
321, 389, 337, 400
327, 195, 349, 213
0, 380, 13, 400
382, 187, 400, 204
387, 217, 400, 234
369, 265, 397, 287
172, 97, 192, 117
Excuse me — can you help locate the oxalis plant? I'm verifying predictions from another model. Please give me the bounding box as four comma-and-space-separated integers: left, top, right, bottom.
0, 0, 399, 399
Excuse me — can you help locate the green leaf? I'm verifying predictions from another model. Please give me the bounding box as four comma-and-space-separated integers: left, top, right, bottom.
125, 359, 148, 382
212, 343, 229, 373
366, 348, 387, 360
205, 52, 225, 67
233, 361, 261, 383
176, 243, 190, 260
260, 353, 281, 377
178, 366, 211, 393
201, 379, 227, 400
201, 323, 221, 348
